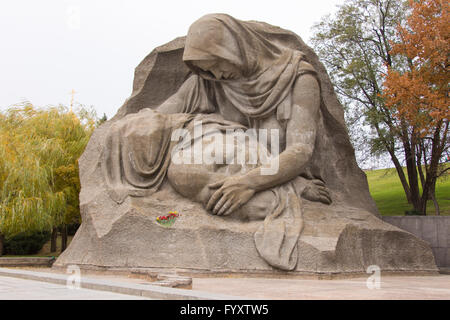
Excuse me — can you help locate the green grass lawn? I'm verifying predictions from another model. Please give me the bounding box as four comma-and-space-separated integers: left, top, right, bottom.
365, 166, 450, 216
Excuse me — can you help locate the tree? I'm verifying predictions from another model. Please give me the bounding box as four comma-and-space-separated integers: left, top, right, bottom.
0, 103, 95, 252
96, 113, 108, 126
0, 107, 61, 240
311, 0, 415, 200
382, 0, 449, 214
311, 0, 448, 214
0, 232, 4, 256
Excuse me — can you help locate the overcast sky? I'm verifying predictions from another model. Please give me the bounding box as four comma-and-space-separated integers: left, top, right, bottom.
0, 0, 345, 118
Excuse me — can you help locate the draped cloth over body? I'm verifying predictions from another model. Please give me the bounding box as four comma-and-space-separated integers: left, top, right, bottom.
102, 109, 194, 204
182, 14, 319, 270
102, 13, 321, 270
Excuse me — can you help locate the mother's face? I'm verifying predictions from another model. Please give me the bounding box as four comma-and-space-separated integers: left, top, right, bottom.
192, 59, 242, 80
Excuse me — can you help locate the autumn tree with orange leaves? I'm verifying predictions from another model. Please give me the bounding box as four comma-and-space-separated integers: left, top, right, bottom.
383, 0, 449, 214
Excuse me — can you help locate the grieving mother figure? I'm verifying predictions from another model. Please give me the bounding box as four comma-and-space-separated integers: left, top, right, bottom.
161, 14, 331, 211
102, 14, 331, 270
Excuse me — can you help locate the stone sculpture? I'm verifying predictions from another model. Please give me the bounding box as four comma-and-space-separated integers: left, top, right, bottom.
55, 14, 438, 275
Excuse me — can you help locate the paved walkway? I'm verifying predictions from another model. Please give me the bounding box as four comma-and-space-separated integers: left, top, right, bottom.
0, 276, 150, 300
0, 267, 449, 300
192, 274, 450, 300
0, 267, 241, 300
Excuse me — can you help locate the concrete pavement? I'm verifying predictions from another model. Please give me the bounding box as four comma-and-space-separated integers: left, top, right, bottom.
0, 275, 150, 300
0, 267, 243, 300
192, 274, 450, 300
0, 267, 449, 300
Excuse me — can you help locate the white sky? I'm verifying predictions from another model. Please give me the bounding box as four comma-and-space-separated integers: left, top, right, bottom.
0, 0, 345, 118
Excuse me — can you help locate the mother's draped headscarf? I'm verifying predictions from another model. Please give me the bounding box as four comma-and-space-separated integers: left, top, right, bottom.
182, 13, 317, 126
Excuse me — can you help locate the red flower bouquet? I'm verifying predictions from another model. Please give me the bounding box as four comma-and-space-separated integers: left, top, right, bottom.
156, 211, 180, 227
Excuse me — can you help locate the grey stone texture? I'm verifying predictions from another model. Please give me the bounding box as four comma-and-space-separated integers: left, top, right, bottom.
55, 14, 438, 275
382, 216, 450, 267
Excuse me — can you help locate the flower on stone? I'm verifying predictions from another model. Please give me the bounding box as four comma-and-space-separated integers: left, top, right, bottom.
156, 211, 180, 227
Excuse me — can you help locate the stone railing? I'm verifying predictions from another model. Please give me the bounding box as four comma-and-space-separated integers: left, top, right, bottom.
0, 257, 55, 267
382, 216, 449, 268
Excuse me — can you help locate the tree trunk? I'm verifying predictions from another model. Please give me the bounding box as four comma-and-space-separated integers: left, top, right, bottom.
430, 188, 440, 215
61, 224, 68, 252
51, 227, 58, 253
421, 125, 444, 215
373, 121, 412, 204
389, 150, 412, 203
416, 143, 426, 190
403, 137, 421, 212
0, 232, 4, 256
420, 195, 428, 216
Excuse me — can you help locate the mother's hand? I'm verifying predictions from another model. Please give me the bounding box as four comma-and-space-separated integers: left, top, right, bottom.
206, 177, 256, 216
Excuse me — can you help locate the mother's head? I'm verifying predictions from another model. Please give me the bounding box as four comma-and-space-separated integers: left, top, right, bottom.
183, 13, 281, 80
188, 59, 242, 80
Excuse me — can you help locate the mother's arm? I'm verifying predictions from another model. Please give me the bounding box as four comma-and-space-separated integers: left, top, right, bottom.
156, 75, 212, 114
206, 74, 321, 215
155, 84, 187, 114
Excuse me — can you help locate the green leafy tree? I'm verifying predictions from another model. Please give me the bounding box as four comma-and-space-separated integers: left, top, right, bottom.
311, 0, 409, 180
0, 103, 95, 254
96, 113, 108, 126
311, 0, 446, 214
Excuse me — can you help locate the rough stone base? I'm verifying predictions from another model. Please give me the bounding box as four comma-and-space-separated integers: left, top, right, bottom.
54, 181, 438, 275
